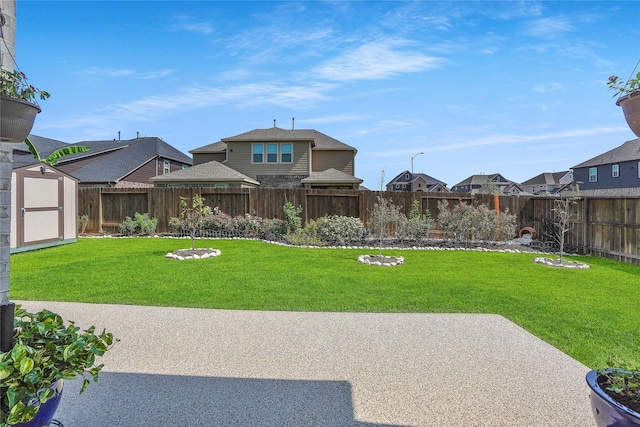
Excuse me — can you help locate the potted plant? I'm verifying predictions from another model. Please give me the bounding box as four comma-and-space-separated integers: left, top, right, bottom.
0, 69, 49, 143
586, 365, 640, 427
0, 305, 116, 427
608, 71, 640, 137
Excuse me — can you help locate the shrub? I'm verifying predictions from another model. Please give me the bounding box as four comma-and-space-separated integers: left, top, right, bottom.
405, 200, 434, 240
437, 200, 515, 241
118, 216, 138, 236
316, 215, 367, 245
118, 212, 158, 236
286, 217, 327, 246
283, 202, 303, 234
259, 218, 289, 241
77, 214, 89, 234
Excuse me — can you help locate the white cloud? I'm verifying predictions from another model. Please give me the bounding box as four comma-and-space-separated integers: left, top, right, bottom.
137, 70, 174, 80
172, 16, 214, 35
313, 40, 444, 81
368, 126, 626, 157
79, 67, 135, 77
532, 82, 566, 93
39, 81, 337, 133
526, 17, 574, 38
78, 67, 173, 80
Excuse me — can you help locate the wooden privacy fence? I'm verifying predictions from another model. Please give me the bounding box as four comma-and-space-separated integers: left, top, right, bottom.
78, 188, 640, 265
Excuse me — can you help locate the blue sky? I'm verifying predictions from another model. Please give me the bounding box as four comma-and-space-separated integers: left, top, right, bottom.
15, 1, 640, 189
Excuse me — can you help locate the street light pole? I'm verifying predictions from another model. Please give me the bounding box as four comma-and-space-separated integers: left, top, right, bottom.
411, 152, 424, 191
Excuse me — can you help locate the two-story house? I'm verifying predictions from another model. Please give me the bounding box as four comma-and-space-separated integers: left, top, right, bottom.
385, 170, 449, 192
521, 171, 573, 195
572, 138, 640, 196
153, 125, 363, 189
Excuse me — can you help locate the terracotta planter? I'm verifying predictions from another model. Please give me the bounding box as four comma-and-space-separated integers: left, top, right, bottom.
0, 95, 40, 143
586, 369, 640, 427
616, 92, 640, 138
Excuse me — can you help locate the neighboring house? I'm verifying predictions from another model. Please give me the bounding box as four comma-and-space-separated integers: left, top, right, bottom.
572, 138, 640, 196
14, 135, 193, 188
451, 173, 524, 195
385, 170, 449, 192
521, 171, 573, 195
183, 125, 362, 189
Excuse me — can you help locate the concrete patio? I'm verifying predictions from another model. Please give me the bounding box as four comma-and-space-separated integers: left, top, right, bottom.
17, 301, 594, 426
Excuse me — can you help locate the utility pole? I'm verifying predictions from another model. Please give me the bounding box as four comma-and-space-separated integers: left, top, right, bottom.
411, 152, 424, 191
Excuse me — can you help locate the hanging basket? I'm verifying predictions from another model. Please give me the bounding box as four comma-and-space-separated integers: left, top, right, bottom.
616, 92, 640, 138
0, 95, 41, 143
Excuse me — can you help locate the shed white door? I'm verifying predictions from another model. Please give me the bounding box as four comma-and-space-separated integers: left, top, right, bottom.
16, 170, 64, 248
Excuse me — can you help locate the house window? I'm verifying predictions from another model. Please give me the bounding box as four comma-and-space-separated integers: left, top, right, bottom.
281, 144, 292, 163
267, 143, 278, 163
589, 167, 597, 182
638, 162, 640, 179
182, 165, 188, 170
405, 173, 410, 180
252, 144, 263, 163
163, 160, 170, 174
612, 164, 619, 178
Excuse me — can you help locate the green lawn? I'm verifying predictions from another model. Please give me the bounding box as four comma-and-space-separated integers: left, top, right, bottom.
9, 237, 640, 369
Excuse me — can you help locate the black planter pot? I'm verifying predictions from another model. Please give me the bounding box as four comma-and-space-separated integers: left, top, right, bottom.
0, 95, 40, 143
586, 369, 640, 427
616, 92, 640, 138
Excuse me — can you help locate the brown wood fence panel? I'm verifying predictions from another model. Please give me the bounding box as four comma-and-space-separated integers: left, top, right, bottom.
77, 187, 640, 265
304, 190, 361, 222
99, 189, 148, 233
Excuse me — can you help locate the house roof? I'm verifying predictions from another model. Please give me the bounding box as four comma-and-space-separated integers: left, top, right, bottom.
300, 168, 363, 185
572, 138, 640, 168
218, 127, 356, 152
453, 173, 511, 187
521, 171, 570, 186
150, 160, 259, 185
189, 140, 227, 154
387, 170, 447, 187
69, 137, 192, 183
12, 135, 68, 169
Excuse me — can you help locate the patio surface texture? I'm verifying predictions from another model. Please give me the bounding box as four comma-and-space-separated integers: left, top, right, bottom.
17, 301, 594, 426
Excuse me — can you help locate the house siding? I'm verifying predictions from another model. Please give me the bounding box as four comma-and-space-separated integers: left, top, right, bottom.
193, 152, 226, 165
312, 150, 354, 175
225, 141, 310, 179
121, 157, 187, 185
574, 160, 640, 190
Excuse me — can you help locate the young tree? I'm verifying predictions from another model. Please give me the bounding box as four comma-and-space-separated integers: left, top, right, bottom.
552, 184, 581, 263
179, 194, 212, 250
